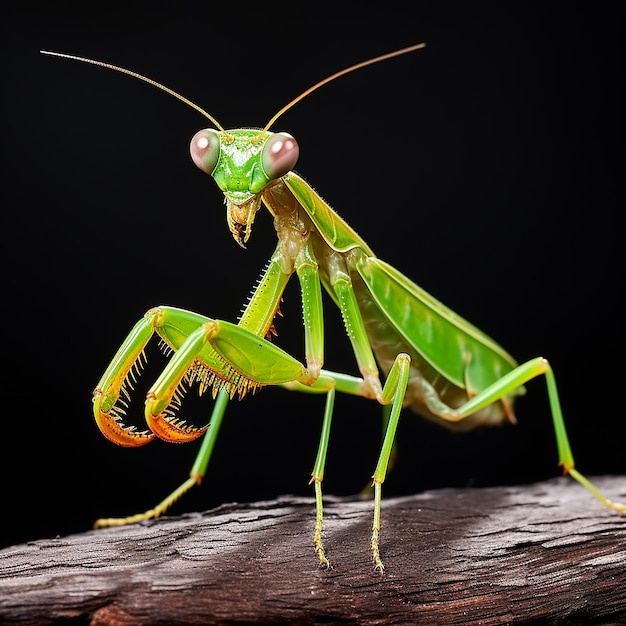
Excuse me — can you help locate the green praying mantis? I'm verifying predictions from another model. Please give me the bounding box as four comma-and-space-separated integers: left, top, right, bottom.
42, 43, 625, 571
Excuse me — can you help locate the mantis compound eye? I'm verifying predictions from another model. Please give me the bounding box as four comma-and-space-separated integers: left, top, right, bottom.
261, 132, 299, 179
190, 128, 221, 174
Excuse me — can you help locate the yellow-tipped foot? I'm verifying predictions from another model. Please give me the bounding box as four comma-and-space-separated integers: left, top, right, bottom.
94, 476, 198, 529
371, 526, 385, 572
371, 480, 385, 571
312, 477, 331, 568
94, 509, 158, 528
315, 538, 331, 569
568, 469, 626, 514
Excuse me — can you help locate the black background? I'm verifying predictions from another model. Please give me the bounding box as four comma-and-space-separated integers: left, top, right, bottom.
2, 5, 623, 550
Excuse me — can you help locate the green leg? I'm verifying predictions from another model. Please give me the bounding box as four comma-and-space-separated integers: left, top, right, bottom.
431, 357, 626, 514
327, 253, 416, 569
290, 357, 412, 570
310, 382, 335, 567
370, 353, 411, 571
295, 239, 325, 382
328, 253, 383, 398
285, 374, 339, 567
299, 354, 412, 571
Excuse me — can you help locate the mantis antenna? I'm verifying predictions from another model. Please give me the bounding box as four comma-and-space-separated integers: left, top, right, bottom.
259, 42, 426, 136
40, 50, 230, 135
41, 42, 426, 141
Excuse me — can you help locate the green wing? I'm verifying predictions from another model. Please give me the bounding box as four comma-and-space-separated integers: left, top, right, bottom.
355, 255, 518, 392
284, 171, 517, 394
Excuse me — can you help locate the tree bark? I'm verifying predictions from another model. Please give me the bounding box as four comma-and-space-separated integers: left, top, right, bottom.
1, 476, 625, 626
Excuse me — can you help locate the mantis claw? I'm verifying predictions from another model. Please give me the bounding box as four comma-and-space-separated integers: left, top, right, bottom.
93, 388, 154, 447
145, 389, 209, 443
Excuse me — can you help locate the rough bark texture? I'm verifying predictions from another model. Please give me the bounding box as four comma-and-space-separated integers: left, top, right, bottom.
1, 476, 625, 626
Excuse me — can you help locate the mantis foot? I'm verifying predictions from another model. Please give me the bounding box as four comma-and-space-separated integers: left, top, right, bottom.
371, 527, 385, 572
312, 478, 331, 568
94, 476, 198, 529
568, 469, 626, 514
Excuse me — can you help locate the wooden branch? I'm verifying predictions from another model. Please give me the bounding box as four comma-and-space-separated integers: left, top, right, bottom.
1, 476, 625, 625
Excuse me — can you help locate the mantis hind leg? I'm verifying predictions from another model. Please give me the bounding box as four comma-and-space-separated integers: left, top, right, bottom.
429, 357, 626, 514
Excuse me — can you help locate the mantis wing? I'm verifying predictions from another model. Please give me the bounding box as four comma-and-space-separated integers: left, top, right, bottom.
283, 172, 518, 395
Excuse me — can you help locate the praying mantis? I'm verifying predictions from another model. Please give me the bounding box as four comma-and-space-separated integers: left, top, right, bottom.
42, 44, 625, 571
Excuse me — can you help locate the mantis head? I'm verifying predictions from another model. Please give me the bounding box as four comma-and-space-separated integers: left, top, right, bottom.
190, 128, 299, 247
41, 43, 425, 248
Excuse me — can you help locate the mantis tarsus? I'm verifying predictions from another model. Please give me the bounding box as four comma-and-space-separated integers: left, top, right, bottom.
42, 44, 625, 571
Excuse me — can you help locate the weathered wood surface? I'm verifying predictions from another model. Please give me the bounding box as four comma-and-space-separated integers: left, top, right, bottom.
1, 476, 624, 625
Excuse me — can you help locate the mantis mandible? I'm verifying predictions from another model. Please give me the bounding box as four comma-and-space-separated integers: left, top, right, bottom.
42, 44, 625, 571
